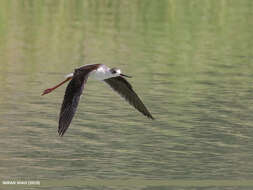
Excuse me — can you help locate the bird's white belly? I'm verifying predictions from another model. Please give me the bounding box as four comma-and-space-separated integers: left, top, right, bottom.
89, 68, 110, 81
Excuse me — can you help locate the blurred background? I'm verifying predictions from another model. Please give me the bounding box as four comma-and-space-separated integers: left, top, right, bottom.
0, 0, 253, 189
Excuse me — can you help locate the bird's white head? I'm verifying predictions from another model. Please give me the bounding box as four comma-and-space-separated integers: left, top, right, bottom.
109, 67, 132, 78
109, 68, 121, 77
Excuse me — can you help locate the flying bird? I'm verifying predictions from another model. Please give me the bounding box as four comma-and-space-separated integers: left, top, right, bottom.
42, 64, 154, 136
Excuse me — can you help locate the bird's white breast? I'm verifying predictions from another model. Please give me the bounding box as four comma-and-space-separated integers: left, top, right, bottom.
89, 66, 111, 81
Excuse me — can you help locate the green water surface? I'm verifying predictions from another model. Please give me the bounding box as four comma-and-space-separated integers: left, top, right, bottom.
0, 1, 253, 189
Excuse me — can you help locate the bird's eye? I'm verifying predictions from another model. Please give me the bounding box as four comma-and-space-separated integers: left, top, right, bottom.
111, 70, 117, 74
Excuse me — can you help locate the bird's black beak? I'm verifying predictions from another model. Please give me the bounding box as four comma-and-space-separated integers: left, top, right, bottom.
120, 73, 132, 78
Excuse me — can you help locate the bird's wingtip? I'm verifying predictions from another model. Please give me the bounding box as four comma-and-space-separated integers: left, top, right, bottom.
58, 129, 65, 137
58, 128, 63, 136
149, 115, 155, 120
58, 132, 64, 137
145, 113, 155, 120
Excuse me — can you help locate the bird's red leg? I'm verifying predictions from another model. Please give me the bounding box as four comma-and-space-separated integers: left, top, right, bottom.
41, 77, 72, 96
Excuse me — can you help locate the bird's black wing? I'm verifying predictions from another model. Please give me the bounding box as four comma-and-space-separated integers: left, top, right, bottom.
104, 76, 154, 119
58, 70, 90, 136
